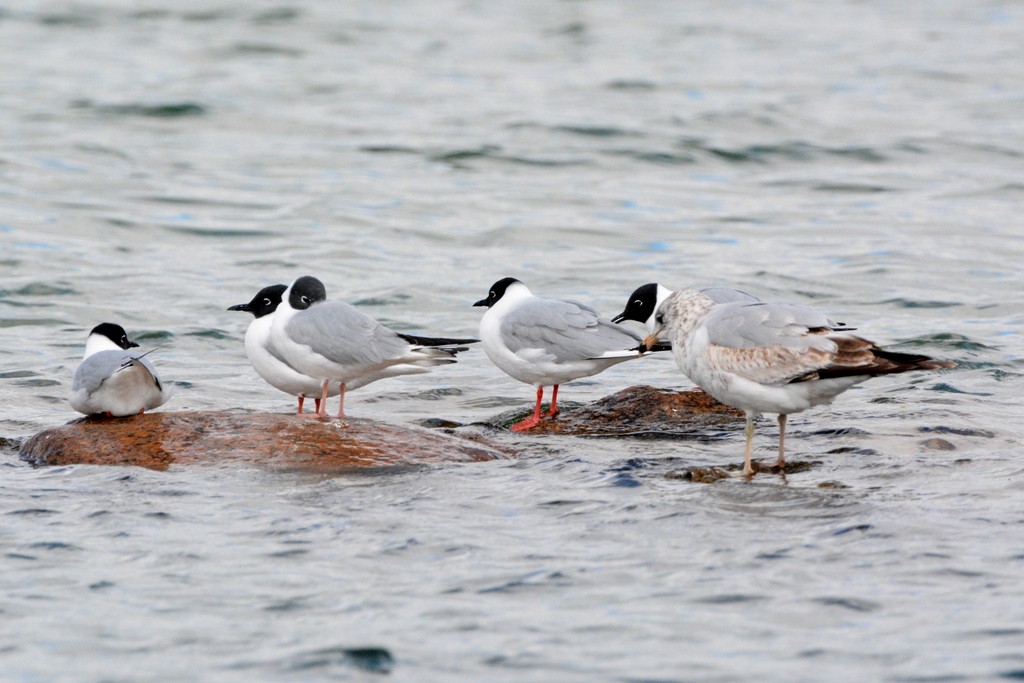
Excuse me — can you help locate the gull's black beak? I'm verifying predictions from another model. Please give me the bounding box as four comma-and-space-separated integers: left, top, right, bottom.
126, 340, 140, 349
227, 303, 251, 312
641, 333, 660, 353
472, 298, 488, 308
611, 312, 627, 324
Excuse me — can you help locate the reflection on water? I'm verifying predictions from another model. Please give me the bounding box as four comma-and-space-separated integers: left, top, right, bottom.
1, 0, 1023, 680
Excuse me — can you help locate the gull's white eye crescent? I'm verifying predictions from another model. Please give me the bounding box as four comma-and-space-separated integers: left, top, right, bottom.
263, 298, 272, 306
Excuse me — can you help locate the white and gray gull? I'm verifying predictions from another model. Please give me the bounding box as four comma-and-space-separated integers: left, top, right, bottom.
69, 322, 174, 417
473, 277, 652, 432
269, 275, 478, 419
643, 288, 955, 476
228, 284, 340, 415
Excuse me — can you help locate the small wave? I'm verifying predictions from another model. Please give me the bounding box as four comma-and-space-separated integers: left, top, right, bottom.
0, 318, 68, 328
812, 182, 892, 193
878, 298, 962, 309
165, 226, 276, 238
551, 124, 641, 138
429, 145, 588, 168
229, 42, 304, 57
604, 149, 697, 165
679, 138, 888, 164
0, 282, 76, 297
71, 99, 207, 118
605, 79, 657, 91
285, 646, 394, 674
251, 8, 302, 25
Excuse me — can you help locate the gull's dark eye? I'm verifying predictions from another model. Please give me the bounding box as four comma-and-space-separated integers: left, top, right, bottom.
655, 313, 664, 325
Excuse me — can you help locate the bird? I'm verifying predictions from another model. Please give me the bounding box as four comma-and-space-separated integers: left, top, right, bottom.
269, 275, 478, 419
643, 288, 955, 477
613, 282, 761, 334
228, 284, 340, 414
69, 322, 174, 417
473, 277, 651, 432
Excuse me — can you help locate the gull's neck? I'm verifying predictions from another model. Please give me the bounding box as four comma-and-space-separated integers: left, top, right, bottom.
84, 333, 123, 359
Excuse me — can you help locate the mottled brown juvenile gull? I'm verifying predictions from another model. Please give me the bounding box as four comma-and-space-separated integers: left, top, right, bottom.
643, 288, 955, 476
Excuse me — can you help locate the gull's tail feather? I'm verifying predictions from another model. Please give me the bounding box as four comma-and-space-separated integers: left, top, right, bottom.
793, 336, 957, 382
397, 333, 479, 347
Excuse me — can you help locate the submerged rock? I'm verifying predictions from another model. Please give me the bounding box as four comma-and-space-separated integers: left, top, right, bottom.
666, 459, 822, 483
20, 412, 510, 472
481, 385, 744, 436
17, 386, 750, 474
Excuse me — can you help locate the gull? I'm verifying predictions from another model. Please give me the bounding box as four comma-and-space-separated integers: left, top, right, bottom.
473, 277, 650, 432
644, 288, 954, 476
70, 322, 174, 417
613, 282, 761, 334
228, 284, 339, 414
270, 275, 477, 418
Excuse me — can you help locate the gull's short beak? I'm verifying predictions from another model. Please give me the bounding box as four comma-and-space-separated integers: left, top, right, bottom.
641, 332, 660, 353
472, 298, 488, 308
127, 340, 140, 349
227, 303, 251, 312
611, 312, 627, 324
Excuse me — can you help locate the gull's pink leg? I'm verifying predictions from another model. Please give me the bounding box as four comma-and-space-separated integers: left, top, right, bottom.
512, 386, 545, 432
546, 384, 560, 416
336, 383, 347, 419
314, 397, 322, 414
317, 380, 330, 418
297, 395, 305, 414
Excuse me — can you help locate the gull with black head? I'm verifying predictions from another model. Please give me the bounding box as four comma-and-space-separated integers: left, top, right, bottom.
474, 277, 651, 432
70, 322, 174, 417
270, 275, 478, 419
613, 282, 761, 334
643, 288, 955, 476
228, 284, 339, 414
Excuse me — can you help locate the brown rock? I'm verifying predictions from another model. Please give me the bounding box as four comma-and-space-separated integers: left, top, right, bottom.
20, 412, 510, 472
484, 385, 744, 436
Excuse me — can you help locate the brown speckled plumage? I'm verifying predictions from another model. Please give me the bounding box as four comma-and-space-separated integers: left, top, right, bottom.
648, 288, 955, 477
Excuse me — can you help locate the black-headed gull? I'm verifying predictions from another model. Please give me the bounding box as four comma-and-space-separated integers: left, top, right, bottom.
228, 284, 339, 414
613, 282, 761, 333
473, 277, 651, 432
270, 275, 477, 419
69, 322, 173, 417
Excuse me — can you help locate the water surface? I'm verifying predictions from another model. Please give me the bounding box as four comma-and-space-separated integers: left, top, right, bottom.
1, 1, 1022, 681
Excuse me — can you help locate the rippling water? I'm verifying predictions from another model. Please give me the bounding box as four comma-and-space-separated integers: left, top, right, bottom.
2, 1, 1023, 680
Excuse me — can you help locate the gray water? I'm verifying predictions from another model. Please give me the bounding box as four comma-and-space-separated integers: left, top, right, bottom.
2, 1, 1023, 680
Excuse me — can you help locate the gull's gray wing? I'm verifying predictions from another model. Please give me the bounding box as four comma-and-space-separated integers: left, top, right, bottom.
699, 287, 762, 305
72, 350, 139, 394
500, 298, 642, 362
700, 301, 851, 385
704, 302, 842, 350
286, 300, 410, 366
